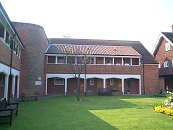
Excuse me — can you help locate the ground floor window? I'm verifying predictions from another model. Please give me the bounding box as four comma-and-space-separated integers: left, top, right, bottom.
54, 78, 64, 85
90, 78, 94, 85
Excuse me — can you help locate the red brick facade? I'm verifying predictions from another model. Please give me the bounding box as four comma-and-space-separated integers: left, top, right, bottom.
46, 59, 159, 95
143, 64, 159, 94
155, 38, 173, 75
153, 32, 173, 91
0, 40, 21, 71
12, 22, 49, 96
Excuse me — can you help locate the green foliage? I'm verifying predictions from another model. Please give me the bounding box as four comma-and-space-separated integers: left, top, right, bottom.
153, 91, 173, 116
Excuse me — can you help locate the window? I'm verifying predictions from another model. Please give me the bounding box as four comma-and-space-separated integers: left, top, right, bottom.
165, 42, 171, 51
67, 56, 75, 64
90, 79, 94, 85
47, 56, 56, 63
88, 57, 94, 64
5, 31, 10, 44
114, 58, 122, 65
124, 58, 130, 65
54, 78, 64, 85
132, 58, 139, 65
110, 78, 114, 85
96, 57, 104, 64
164, 61, 169, 68
0, 23, 5, 39
158, 63, 161, 68
105, 57, 113, 65
57, 56, 66, 64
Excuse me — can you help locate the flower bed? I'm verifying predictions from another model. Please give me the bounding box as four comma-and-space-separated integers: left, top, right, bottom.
154, 91, 173, 116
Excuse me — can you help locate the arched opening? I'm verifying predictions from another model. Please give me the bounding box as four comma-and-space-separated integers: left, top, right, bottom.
14, 76, 18, 98
87, 78, 103, 93
124, 78, 139, 94
47, 77, 65, 95
106, 78, 122, 94
0, 72, 6, 99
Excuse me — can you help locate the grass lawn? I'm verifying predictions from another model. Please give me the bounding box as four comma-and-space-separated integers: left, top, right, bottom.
0, 95, 172, 130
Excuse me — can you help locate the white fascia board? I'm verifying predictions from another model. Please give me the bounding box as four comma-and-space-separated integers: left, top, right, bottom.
0, 8, 23, 48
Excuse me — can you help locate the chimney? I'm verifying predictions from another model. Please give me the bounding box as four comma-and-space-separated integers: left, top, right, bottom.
172, 25, 173, 32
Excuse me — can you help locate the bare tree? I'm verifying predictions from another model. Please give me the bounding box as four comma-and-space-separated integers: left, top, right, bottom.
65, 45, 91, 101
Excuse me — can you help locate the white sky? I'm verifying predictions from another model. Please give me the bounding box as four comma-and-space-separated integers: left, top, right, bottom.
1, 0, 173, 53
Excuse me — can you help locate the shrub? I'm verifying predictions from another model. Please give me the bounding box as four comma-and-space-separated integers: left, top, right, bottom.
154, 91, 173, 116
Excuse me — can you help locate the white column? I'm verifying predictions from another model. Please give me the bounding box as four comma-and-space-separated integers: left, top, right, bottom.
130, 58, 132, 65
103, 79, 106, 88
12, 76, 15, 97
65, 78, 67, 95
139, 78, 141, 95
122, 58, 124, 65
84, 78, 86, 93
17, 76, 20, 98
4, 29, 6, 41
4, 75, 9, 99
122, 79, 124, 95
46, 77, 48, 95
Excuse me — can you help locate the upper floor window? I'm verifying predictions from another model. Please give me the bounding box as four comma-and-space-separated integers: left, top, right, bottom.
47, 56, 56, 63
164, 60, 169, 68
132, 58, 139, 65
57, 56, 66, 64
88, 57, 94, 64
0, 23, 5, 39
165, 42, 171, 51
124, 58, 130, 65
96, 57, 104, 64
114, 58, 122, 65
105, 57, 113, 65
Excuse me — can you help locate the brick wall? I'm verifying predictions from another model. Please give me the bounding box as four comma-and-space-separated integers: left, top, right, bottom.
0, 39, 21, 70
45, 63, 142, 75
46, 61, 159, 95
143, 64, 159, 94
13, 22, 48, 96
155, 38, 173, 75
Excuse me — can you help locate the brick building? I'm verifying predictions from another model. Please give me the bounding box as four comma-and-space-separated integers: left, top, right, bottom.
0, 3, 160, 99
153, 26, 173, 91
45, 39, 159, 95
0, 3, 24, 99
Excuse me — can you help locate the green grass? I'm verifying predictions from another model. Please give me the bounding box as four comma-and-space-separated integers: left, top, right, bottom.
0, 95, 173, 130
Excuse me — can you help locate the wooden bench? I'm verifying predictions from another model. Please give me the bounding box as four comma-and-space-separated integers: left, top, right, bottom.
0, 98, 19, 126
98, 88, 112, 96
22, 89, 39, 101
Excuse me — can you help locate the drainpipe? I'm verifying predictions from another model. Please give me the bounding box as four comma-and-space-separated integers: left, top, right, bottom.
143, 63, 145, 95
8, 37, 14, 103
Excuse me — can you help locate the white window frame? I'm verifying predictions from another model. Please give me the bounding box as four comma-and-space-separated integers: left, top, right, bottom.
164, 61, 169, 68
110, 78, 114, 85
165, 42, 171, 51
90, 78, 94, 85
54, 78, 64, 85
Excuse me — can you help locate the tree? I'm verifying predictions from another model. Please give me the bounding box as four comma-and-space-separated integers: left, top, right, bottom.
65, 45, 91, 101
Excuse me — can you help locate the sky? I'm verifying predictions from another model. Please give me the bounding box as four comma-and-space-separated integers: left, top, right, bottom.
1, 0, 173, 53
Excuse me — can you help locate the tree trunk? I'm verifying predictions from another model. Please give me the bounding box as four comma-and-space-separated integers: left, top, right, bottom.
76, 74, 80, 101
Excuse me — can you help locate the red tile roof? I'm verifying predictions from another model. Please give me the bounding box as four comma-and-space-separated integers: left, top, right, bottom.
47, 38, 158, 64
49, 44, 141, 56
